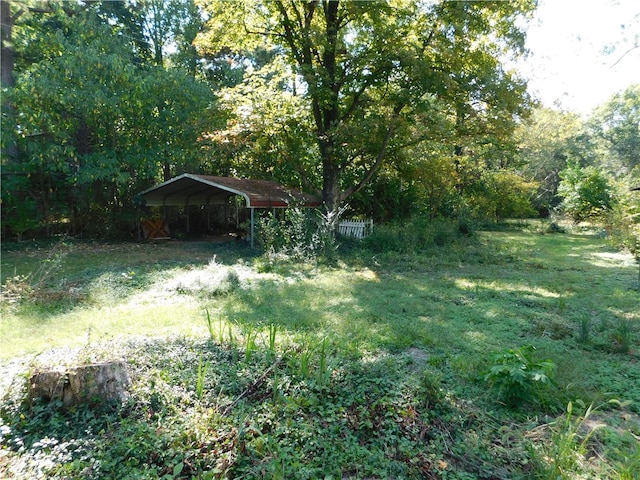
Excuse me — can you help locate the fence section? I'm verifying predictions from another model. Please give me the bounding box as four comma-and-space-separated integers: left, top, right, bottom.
337, 219, 373, 239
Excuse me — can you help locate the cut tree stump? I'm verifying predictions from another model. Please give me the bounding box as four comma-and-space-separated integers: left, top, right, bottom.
29, 361, 130, 407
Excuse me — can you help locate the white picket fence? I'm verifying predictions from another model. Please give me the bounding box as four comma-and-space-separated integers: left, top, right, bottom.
337, 219, 373, 239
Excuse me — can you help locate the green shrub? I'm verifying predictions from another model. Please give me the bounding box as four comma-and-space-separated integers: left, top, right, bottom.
362, 216, 470, 254
484, 345, 556, 408
255, 207, 339, 264
557, 160, 615, 222
465, 170, 538, 222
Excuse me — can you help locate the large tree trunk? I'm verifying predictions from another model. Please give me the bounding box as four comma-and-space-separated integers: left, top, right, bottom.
320, 141, 341, 212
1, 0, 18, 161
1, 1, 14, 88
275, 0, 392, 214
317, 0, 342, 213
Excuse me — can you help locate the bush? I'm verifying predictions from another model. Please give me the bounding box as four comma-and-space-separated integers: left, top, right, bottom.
255, 207, 340, 264
558, 160, 615, 222
464, 170, 538, 222
362, 216, 470, 254
484, 345, 556, 409
604, 172, 640, 252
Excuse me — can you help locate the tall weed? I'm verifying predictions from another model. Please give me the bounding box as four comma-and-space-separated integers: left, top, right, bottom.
363, 217, 468, 254
531, 399, 626, 479
256, 207, 342, 264
196, 355, 208, 401
244, 326, 258, 362
1, 241, 72, 304
612, 317, 634, 354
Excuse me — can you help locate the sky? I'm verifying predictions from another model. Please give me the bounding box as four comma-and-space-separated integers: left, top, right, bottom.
515, 0, 640, 116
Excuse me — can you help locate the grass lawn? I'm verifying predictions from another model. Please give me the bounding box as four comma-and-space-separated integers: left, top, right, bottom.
1, 224, 639, 479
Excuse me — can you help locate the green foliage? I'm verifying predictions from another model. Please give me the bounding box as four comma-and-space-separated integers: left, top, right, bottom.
0, 241, 71, 305
557, 160, 615, 222
464, 170, 539, 222
0, 337, 448, 479
604, 170, 640, 254
195, 354, 208, 401
612, 318, 635, 355
256, 207, 339, 264
2, 225, 639, 479
197, 0, 536, 211
531, 399, 630, 480
514, 107, 591, 215
588, 84, 640, 172
484, 345, 556, 409
205, 308, 215, 342
363, 216, 470, 254
210, 57, 317, 186
514, 89, 638, 223
3, 4, 214, 239
0, 195, 41, 242
577, 315, 592, 345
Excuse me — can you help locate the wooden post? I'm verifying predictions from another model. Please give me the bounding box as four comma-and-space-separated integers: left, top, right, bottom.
250, 207, 255, 248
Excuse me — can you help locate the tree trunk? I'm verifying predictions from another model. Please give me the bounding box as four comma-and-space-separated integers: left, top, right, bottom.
317, 0, 341, 213
29, 361, 130, 408
318, 135, 341, 212
1, 0, 18, 161
276, 0, 392, 214
1, 1, 14, 88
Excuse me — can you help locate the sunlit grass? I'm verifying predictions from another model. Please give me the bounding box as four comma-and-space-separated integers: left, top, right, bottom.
0, 297, 206, 359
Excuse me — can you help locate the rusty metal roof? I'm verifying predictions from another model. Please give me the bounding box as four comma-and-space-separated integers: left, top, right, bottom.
139, 174, 321, 208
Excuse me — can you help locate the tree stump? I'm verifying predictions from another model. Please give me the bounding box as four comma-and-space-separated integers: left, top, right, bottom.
29, 361, 130, 407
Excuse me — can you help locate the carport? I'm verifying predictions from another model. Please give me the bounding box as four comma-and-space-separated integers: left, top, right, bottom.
138, 174, 321, 246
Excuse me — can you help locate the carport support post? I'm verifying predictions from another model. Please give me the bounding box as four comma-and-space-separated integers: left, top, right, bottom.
250, 207, 255, 248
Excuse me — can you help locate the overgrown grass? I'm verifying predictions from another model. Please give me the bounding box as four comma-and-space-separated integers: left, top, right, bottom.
1, 224, 638, 479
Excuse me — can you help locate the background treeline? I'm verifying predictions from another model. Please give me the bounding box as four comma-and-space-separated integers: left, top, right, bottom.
1, 0, 638, 249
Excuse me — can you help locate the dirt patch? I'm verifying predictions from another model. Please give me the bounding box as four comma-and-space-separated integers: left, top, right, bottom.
407, 347, 430, 362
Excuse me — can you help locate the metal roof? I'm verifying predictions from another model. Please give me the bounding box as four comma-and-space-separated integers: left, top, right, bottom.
139, 174, 321, 208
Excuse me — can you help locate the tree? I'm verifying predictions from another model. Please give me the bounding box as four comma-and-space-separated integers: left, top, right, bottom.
2, 4, 213, 238
557, 160, 615, 223
205, 57, 317, 190
588, 84, 640, 174
1, 0, 60, 164
196, 0, 536, 213
515, 107, 594, 215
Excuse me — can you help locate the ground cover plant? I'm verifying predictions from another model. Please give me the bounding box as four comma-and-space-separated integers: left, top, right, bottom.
1, 222, 639, 479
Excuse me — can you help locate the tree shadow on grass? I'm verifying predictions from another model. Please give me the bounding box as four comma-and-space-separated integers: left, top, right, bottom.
214, 230, 639, 409
2, 229, 638, 410
0, 336, 533, 479
2, 227, 638, 478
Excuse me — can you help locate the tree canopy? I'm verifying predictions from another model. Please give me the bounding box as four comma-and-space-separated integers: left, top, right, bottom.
196, 0, 536, 212
1, 1, 214, 237
2, 0, 638, 243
